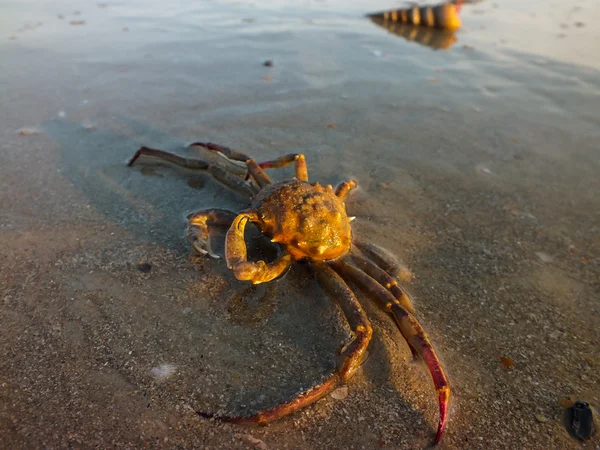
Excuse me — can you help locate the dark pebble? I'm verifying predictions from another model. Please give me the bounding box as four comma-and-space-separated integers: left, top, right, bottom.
568, 401, 594, 440
137, 262, 152, 273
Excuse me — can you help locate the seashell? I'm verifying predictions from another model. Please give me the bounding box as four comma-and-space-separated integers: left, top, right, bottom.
368, 2, 462, 31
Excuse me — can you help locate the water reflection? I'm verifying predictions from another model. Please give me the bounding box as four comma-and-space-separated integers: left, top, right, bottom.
369, 16, 458, 50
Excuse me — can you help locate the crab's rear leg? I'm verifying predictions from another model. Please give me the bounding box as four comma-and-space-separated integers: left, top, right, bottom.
187, 209, 238, 258
331, 259, 449, 446
252, 153, 309, 181
189, 142, 272, 188
391, 303, 449, 445
353, 238, 407, 280
351, 253, 416, 315
128, 146, 258, 197
226, 211, 292, 284
197, 262, 372, 424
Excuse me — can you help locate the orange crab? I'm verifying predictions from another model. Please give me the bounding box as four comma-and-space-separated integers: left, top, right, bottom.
128, 142, 450, 445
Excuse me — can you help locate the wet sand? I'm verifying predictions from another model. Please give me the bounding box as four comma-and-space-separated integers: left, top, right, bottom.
1, 0, 599, 449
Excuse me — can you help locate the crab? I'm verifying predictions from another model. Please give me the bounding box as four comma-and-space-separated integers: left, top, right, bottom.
128, 141, 450, 445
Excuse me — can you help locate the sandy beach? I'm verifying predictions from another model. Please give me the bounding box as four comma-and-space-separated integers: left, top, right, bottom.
1, 0, 599, 448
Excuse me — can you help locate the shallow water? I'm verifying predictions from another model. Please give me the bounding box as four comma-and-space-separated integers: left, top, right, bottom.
1, 1, 599, 449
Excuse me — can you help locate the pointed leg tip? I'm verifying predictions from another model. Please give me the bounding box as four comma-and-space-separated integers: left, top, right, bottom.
196, 410, 214, 419
127, 151, 141, 166
196, 410, 257, 425
434, 387, 450, 445
434, 420, 445, 445
434, 421, 446, 445
192, 246, 208, 256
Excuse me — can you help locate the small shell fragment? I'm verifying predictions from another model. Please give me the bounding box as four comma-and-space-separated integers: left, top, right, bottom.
17, 127, 41, 136
535, 252, 553, 263
475, 164, 493, 176
151, 363, 177, 379
81, 119, 96, 130
235, 434, 267, 450
500, 356, 515, 370
331, 386, 349, 400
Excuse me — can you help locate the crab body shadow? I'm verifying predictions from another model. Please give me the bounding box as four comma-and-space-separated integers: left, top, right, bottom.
128, 141, 450, 445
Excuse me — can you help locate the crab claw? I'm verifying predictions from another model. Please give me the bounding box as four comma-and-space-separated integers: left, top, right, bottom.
390, 303, 449, 445
186, 209, 239, 259
186, 224, 220, 258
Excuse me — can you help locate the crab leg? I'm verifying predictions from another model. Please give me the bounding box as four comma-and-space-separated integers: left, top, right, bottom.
226, 211, 293, 284
330, 259, 449, 446
350, 253, 416, 315
335, 180, 358, 200
128, 146, 211, 169
353, 238, 405, 280
188, 141, 251, 161
243, 160, 272, 188
197, 375, 341, 425
315, 262, 373, 379
127, 146, 257, 197
331, 259, 417, 361
253, 154, 309, 181
189, 141, 272, 188
197, 262, 372, 424
187, 209, 238, 258
392, 303, 449, 445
